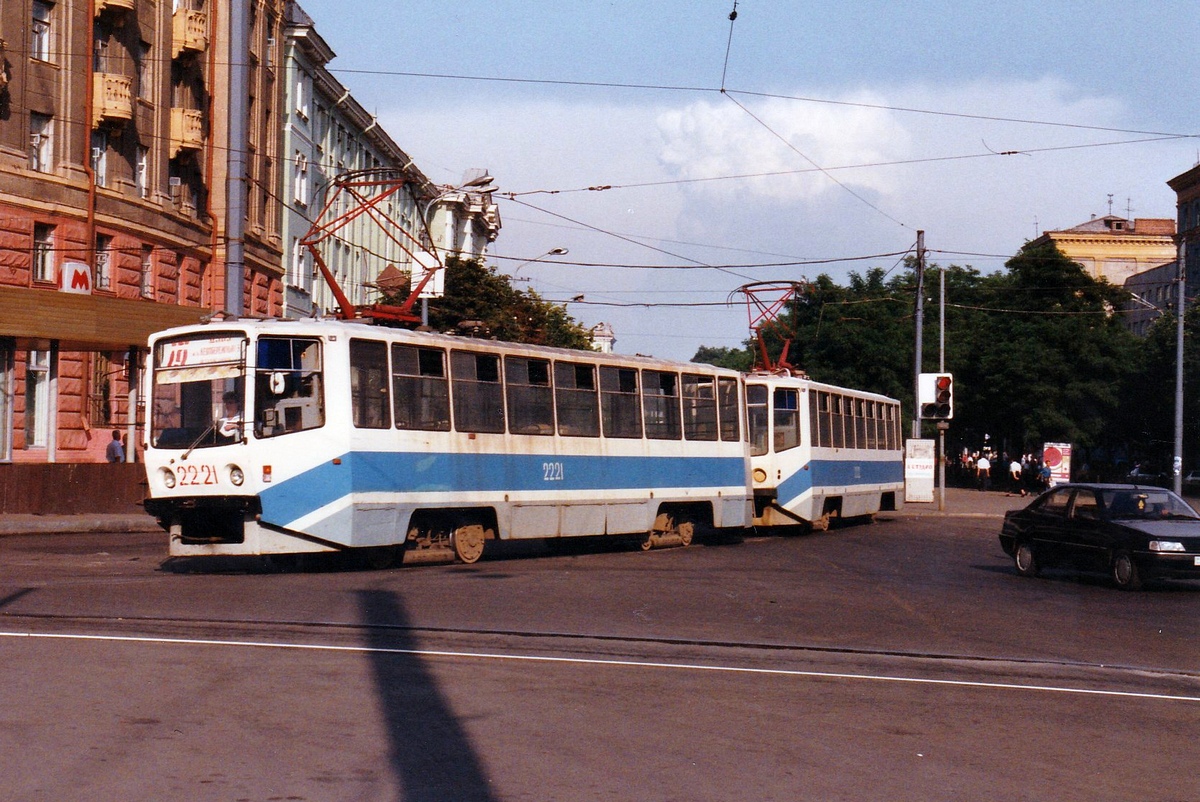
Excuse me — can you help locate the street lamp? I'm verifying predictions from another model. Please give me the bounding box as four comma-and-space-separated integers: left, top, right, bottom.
512, 247, 569, 283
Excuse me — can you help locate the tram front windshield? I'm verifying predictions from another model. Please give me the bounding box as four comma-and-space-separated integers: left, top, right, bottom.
151, 335, 248, 449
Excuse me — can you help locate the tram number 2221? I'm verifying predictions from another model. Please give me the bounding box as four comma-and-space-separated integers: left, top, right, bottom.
542, 462, 565, 482
178, 463, 219, 486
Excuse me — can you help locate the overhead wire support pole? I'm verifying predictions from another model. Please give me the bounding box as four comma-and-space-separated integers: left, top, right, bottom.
1174, 236, 1186, 495
912, 230, 925, 440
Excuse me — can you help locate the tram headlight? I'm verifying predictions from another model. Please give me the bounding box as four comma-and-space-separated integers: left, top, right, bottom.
752, 467, 768, 483
229, 466, 245, 486
162, 468, 177, 489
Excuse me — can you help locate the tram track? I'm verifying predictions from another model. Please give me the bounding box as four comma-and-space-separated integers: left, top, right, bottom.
5, 608, 1200, 701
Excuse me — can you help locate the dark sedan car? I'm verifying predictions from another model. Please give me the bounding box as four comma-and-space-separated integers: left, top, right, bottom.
998, 483, 1200, 590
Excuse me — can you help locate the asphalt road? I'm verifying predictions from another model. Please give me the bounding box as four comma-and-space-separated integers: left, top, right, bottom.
2, 514, 1199, 801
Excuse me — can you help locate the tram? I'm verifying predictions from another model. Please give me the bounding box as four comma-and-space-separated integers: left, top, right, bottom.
746, 372, 904, 529
142, 318, 753, 563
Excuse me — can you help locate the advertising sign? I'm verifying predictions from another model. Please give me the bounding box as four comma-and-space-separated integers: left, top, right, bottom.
905, 439, 936, 503
1042, 442, 1072, 487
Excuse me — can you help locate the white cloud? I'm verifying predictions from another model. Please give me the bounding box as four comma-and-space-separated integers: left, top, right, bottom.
656, 93, 911, 201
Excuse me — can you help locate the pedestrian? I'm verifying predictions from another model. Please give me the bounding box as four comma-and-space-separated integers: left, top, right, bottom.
105, 429, 125, 463
1008, 458, 1025, 496
976, 453, 991, 492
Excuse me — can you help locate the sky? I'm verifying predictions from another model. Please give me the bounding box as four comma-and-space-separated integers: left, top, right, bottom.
294, 0, 1199, 362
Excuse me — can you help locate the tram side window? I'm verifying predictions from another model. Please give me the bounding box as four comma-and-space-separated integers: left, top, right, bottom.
254, 337, 324, 438
718, 377, 741, 442
600, 366, 642, 439
747, 384, 768, 456
855, 399, 867, 449
774, 388, 800, 451
832, 394, 846, 449
814, 391, 832, 448
642, 370, 681, 440
555, 361, 600, 437
350, 339, 390, 429
391, 344, 450, 431
506, 356, 554, 435
886, 404, 898, 450
864, 400, 878, 449
451, 350, 505, 433
682, 374, 718, 441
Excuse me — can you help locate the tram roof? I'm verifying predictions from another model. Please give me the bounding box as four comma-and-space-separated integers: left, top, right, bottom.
149, 317, 744, 375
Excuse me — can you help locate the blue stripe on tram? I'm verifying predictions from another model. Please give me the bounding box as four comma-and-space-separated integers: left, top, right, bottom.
260, 451, 748, 526
775, 459, 905, 507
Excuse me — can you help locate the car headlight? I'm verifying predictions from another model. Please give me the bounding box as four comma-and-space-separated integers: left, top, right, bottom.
229, 466, 245, 486
162, 469, 176, 489
1149, 540, 1186, 552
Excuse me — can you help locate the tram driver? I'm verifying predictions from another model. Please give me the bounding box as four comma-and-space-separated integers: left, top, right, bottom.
216, 390, 243, 443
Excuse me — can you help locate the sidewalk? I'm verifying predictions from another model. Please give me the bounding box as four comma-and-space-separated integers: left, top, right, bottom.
892, 486, 1030, 519
0, 512, 160, 536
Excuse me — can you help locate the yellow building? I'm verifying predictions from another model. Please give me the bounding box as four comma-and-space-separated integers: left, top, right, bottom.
1028, 215, 1177, 286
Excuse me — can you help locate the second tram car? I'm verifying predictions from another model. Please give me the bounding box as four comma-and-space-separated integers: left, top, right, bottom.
746, 372, 904, 529
143, 318, 753, 563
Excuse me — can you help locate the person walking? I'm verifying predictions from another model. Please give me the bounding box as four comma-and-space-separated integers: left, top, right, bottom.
976, 453, 992, 492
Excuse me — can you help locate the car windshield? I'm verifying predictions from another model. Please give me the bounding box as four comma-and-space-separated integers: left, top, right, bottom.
1102, 488, 1200, 520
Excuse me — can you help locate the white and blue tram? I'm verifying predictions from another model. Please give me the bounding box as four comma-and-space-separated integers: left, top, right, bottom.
745, 371, 904, 529
142, 318, 752, 563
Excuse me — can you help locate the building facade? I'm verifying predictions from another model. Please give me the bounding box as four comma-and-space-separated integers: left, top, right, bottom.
281, 1, 500, 320
0, 0, 286, 463
1123, 165, 1200, 336
1028, 215, 1177, 287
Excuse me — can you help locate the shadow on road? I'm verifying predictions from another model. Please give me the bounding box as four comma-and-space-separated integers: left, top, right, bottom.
357, 589, 499, 802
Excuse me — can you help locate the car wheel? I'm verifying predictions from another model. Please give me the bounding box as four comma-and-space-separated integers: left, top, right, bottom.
1014, 541, 1040, 577
1110, 551, 1143, 591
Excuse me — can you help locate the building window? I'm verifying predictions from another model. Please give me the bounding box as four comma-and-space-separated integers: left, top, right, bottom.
135, 146, 149, 198
89, 353, 114, 426
140, 246, 154, 299
32, 1, 53, 62
25, 351, 51, 448
91, 131, 108, 187
95, 234, 113, 291
135, 41, 151, 100
294, 76, 308, 119
32, 224, 55, 283
293, 152, 308, 206
29, 113, 53, 173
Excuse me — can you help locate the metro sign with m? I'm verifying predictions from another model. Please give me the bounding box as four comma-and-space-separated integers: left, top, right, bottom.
58, 260, 92, 294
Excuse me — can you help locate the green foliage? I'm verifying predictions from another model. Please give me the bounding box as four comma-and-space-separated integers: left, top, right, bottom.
426, 257, 595, 350
697, 241, 1200, 467
691, 345, 755, 372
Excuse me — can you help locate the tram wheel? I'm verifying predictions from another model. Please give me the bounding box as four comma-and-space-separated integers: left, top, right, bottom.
677, 520, 695, 547
452, 523, 486, 564
638, 532, 655, 551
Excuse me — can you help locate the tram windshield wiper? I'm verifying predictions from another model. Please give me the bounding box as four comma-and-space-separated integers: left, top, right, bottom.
182, 423, 215, 460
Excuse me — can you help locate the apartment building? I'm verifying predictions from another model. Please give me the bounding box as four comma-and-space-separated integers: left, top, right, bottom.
0, 0, 285, 463
1028, 214, 1177, 287
281, 1, 500, 320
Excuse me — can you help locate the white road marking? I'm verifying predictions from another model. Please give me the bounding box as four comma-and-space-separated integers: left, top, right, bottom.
3, 629, 1198, 704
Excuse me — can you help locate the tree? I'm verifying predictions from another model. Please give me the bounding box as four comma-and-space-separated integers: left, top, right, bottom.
426, 257, 595, 350
691, 345, 755, 372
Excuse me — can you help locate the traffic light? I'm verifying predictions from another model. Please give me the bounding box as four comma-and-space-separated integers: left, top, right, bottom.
918, 372, 953, 419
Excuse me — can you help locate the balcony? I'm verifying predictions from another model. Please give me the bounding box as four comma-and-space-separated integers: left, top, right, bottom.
96, 0, 135, 14
92, 73, 133, 127
170, 107, 204, 156
172, 9, 209, 58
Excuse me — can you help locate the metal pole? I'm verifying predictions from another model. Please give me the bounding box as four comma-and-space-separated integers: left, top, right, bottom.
224, 0, 250, 316
1174, 239, 1186, 494
939, 264, 946, 512
912, 230, 924, 440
